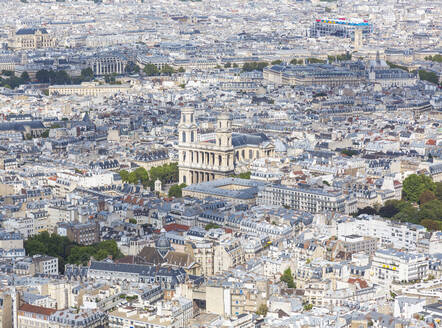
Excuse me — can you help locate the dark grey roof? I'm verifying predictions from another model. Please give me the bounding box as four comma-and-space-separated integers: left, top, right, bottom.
0, 121, 45, 132
231, 132, 269, 147
16, 28, 48, 35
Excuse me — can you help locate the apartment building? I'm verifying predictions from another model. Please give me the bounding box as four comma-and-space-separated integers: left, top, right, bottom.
257, 184, 356, 214
372, 249, 428, 285
337, 215, 426, 251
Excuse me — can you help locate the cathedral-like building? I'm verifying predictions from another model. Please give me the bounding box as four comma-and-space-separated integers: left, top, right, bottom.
178, 108, 275, 185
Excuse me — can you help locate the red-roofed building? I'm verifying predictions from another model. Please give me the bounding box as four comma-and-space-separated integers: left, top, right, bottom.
348, 278, 369, 289
163, 223, 190, 233
18, 303, 56, 328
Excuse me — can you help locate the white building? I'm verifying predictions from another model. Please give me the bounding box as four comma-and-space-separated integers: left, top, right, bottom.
371, 249, 428, 285
337, 215, 426, 251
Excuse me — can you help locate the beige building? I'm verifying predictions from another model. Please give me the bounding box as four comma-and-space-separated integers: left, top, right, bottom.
48, 82, 130, 96
11, 28, 55, 50
178, 108, 274, 185
214, 238, 245, 275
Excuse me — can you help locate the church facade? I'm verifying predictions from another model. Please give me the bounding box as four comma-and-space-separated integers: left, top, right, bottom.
178, 108, 275, 185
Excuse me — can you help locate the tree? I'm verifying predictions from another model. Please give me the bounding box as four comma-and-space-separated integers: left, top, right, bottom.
20, 71, 30, 83
393, 203, 419, 224
420, 219, 441, 231
290, 58, 303, 65
127, 171, 138, 184
434, 182, 442, 201
340, 149, 358, 157
403, 174, 435, 203
271, 60, 283, 65
128, 218, 137, 224
419, 190, 436, 205
242, 62, 269, 72
355, 206, 377, 216
418, 70, 439, 85
379, 200, 402, 218
224, 62, 231, 68
205, 223, 220, 230
54, 70, 71, 84
143, 64, 159, 76
256, 304, 268, 316
160, 64, 176, 75
81, 67, 94, 81
280, 268, 296, 288
232, 172, 251, 179
125, 62, 140, 74
134, 167, 149, 185
119, 170, 129, 182
36, 69, 51, 83
168, 183, 186, 198
418, 199, 442, 221
303, 303, 313, 311
41, 130, 50, 138
307, 58, 326, 64
177, 67, 185, 73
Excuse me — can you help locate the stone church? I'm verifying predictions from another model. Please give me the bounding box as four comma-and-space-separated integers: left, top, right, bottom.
178, 108, 275, 185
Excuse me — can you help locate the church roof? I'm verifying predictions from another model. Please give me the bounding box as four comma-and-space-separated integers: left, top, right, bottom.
16, 28, 48, 35
231, 132, 269, 147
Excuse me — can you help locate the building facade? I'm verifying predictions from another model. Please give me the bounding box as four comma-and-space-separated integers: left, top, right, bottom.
257, 184, 357, 214
178, 108, 274, 185
12, 28, 56, 50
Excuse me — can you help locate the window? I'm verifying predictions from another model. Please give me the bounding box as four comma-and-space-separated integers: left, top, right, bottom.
191, 131, 194, 142
182, 131, 186, 143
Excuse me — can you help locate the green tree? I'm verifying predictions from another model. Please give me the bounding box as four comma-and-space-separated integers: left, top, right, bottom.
256, 303, 268, 316
393, 202, 419, 224
419, 190, 436, 205
119, 170, 129, 182
355, 206, 377, 216
168, 183, 186, 198
242, 62, 269, 72
205, 223, 221, 230
435, 182, 442, 201
177, 67, 185, 73
418, 199, 442, 221
127, 171, 138, 184
280, 268, 296, 288
134, 167, 149, 185
20, 71, 30, 83
418, 70, 439, 85
25, 239, 48, 256
379, 200, 402, 218
420, 219, 441, 231
290, 58, 303, 65
160, 64, 176, 75
81, 67, 94, 81
143, 64, 160, 76
36, 69, 51, 83
224, 62, 231, 68
233, 172, 251, 179
402, 174, 435, 203
128, 218, 137, 224
271, 60, 283, 65
125, 62, 140, 74
303, 303, 313, 311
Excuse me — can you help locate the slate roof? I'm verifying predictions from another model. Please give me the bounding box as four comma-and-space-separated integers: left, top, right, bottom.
231, 132, 269, 147
16, 28, 48, 35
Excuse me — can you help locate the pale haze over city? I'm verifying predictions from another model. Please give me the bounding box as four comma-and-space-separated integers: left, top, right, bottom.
0, 0, 441, 327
